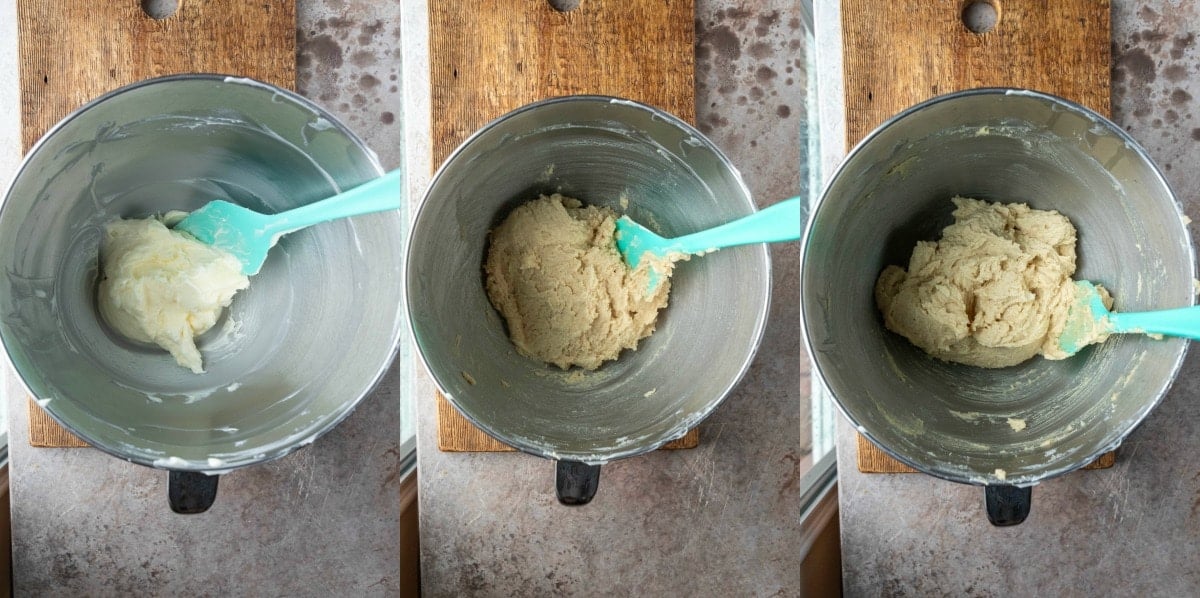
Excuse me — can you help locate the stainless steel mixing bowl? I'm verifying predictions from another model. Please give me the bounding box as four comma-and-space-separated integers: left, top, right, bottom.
406, 96, 771, 505
802, 88, 1194, 525
0, 75, 405, 512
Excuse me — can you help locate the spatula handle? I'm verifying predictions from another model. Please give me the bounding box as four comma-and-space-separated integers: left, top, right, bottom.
266, 168, 403, 235
673, 196, 802, 255
1111, 305, 1200, 340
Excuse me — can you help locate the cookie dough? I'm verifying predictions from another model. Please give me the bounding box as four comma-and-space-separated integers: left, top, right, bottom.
98, 214, 250, 373
875, 197, 1109, 368
484, 194, 671, 370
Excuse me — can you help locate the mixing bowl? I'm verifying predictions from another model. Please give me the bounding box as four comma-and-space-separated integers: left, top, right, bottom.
406, 96, 771, 505
0, 75, 405, 512
802, 88, 1194, 525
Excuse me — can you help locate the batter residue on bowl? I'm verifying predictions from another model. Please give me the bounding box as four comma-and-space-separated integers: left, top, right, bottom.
98, 212, 249, 373
875, 196, 1112, 368
484, 193, 672, 370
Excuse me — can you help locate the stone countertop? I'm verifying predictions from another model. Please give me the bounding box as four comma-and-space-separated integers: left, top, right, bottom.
0, 1, 405, 594
403, 1, 818, 595
817, 0, 1200, 594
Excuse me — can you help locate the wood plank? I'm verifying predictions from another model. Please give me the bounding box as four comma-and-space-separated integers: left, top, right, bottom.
842, 0, 1110, 147
841, 0, 1115, 472
18, 0, 296, 447
429, 0, 699, 452
429, 0, 694, 166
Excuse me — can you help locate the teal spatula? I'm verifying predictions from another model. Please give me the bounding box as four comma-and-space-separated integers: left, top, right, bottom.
175, 169, 401, 275
614, 196, 802, 272
1058, 279, 1200, 356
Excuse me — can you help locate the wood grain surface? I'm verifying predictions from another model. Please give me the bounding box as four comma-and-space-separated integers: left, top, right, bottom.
429, 0, 695, 166
429, 0, 699, 452
843, 0, 1111, 146
18, 0, 296, 448
842, 0, 1116, 472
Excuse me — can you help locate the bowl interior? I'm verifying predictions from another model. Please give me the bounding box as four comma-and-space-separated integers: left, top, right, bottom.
0, 77, 404, 470
803, 91, 1194, 485
407, 98, 771, 462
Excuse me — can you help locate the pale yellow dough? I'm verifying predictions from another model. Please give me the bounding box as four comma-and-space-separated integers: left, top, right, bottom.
98, 214, 250, 374
484, 194, 671, 370
875, 197, 1109, 368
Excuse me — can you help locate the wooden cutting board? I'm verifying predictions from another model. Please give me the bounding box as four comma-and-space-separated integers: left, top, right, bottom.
429, 0, 699, 452
18, 0, 295, 448
841, 0, 1116, 472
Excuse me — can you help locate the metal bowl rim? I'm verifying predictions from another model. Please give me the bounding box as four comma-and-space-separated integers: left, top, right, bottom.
0, 73, 399, 473
405, 94, 772, 464
799, 86, 1195, 486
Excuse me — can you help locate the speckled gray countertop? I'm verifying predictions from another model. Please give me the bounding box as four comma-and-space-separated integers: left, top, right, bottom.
403, 1, 817, 595
0, 1, 404, 594
817, 0, 1200, 594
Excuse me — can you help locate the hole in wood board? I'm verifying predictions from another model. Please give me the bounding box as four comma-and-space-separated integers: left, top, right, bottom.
141, 0, 178, 20
548, 0, 581, 11
962, 0, 1000, 34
